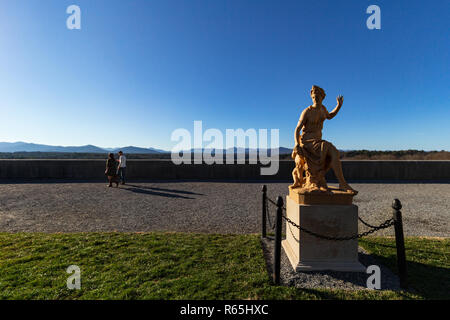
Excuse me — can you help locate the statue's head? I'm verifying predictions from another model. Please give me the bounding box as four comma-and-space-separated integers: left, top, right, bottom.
310, 85, 326, 105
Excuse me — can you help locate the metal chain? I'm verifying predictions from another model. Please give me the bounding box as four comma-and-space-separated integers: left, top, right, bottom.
287, 217, 299, 242
358, 216, 382, 229
265, 199, 275, 230
282, 214, 394, 241
266, 196, 395, 241
267, 197, 278, 207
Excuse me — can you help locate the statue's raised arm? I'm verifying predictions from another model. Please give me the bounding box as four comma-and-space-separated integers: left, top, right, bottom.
326, 95, 344, 119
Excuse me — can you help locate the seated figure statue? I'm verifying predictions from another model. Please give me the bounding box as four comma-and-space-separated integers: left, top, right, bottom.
290, 85, 357, 194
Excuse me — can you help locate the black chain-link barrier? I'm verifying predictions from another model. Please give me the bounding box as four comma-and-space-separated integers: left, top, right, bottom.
263, 186, 408, 289
358, 216, 383, 229
266, 196, 395, 241
267, 197, 278, 207
265, 199, 275, 230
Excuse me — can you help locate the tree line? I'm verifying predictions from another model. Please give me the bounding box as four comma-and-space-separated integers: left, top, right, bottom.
0, 150, 449, 160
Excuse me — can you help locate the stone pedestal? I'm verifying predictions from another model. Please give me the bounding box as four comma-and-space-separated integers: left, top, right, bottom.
282, 188, 365, 272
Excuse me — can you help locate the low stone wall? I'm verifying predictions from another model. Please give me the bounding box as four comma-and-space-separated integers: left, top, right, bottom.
0, 159, 449, 181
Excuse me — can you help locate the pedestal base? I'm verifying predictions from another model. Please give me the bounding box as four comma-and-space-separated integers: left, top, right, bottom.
289, 186, 355, 205
283, 195, 365, 272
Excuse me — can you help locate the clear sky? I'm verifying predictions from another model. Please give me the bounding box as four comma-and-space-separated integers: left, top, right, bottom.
0, 0, 448, 151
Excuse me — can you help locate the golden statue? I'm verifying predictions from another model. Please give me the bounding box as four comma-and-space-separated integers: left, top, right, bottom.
290, 85, 357, 195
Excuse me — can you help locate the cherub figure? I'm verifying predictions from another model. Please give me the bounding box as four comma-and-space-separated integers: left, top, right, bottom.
290, 145, 305, 189
290, 85, 357, 194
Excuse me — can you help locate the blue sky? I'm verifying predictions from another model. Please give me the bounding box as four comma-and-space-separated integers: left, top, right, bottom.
0, 0, 448, 151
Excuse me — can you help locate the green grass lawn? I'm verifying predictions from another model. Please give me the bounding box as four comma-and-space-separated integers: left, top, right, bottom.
0, 233, 448, 300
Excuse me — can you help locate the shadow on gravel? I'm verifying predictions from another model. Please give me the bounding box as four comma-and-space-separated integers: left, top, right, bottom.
291, 286, 415, 300
125, 184, 204, 195
121, 186, 196, 199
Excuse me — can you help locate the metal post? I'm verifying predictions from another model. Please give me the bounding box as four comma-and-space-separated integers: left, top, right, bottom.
273, 196, 283, 285
262, 185, 267, 238
392, 199, 408, 289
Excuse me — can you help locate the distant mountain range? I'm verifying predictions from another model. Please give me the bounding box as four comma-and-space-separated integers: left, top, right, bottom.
0, 142, 165, 154
0, 142, 293, 154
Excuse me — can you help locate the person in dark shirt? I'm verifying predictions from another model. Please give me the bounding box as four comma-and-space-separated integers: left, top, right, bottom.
105, 153, 119, 187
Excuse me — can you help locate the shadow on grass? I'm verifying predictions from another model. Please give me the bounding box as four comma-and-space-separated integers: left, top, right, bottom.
363, 241, 444, 257
261, 237, 449, 299
360, 251, 450, 300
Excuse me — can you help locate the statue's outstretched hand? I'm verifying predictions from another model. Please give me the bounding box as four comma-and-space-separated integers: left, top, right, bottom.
337, 95, 344, 107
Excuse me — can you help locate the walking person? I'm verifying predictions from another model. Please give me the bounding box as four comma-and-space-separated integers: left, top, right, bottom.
105, 153, 119, 188
117, 151, 127, 185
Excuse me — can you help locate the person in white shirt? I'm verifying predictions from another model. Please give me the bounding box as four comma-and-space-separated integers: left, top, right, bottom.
117, 151, 127, 185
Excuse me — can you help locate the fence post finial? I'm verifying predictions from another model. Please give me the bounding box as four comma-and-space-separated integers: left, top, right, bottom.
392, 198, 402, 210
276, 196, 283, 208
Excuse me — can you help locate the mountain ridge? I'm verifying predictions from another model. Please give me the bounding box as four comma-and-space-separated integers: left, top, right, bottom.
0, 142, 163, 154
0, 142, 293, 154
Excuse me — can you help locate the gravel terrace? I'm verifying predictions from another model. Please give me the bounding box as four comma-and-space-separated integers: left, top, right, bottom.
0, 181, 448, 236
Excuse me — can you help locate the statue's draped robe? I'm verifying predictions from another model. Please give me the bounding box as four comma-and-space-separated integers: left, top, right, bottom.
299, 105, 334, 189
